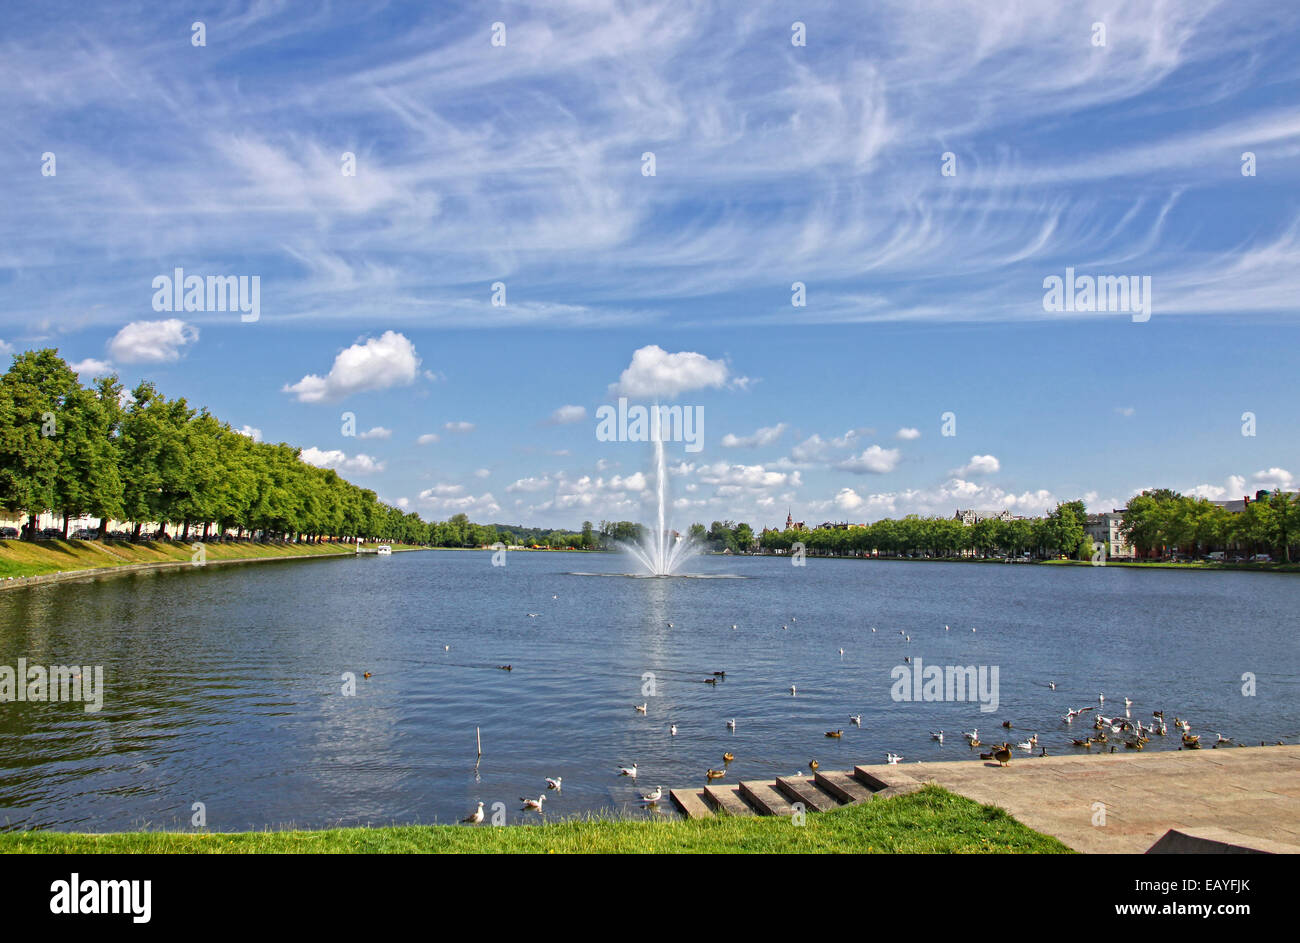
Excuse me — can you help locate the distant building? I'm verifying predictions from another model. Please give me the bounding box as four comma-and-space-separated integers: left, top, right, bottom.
1084, 510, 1134, 559
785, 510, 805, 531
1212, 489, 1298, 513
954, 509, 1012, 526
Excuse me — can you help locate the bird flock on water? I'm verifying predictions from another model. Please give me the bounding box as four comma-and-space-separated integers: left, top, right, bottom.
459, 609, 1274, 823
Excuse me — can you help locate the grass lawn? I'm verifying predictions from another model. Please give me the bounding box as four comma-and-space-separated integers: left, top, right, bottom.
0, 786, 1070, 854
0, 538, 423, 580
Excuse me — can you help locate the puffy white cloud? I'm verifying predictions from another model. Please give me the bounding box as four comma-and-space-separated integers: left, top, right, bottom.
237, 424, 262, 442
358, 426, 392, 440
421, 483, 464, 497
108, 319, 198, 363
547, 404, 587, 424
299, 447, 385, 475
721, 423, 786, 448
474, 468, 491, 478
951, 454, 1001, 476
696, 462, 800, 490
834, 487, 865, 511
444, 420, 475, 432
416, 433, 440, 445
838, 445, 901, 474
419, 490, 501, 517
1252, 467, 1294, 489
507, 475, 553, 493
895, 427, 921, 440
282, 330, 421, 403
610, 345, 732, 398
71, 358, 114, 379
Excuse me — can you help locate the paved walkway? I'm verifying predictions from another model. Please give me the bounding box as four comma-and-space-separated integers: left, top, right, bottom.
895, 744, 1300, 853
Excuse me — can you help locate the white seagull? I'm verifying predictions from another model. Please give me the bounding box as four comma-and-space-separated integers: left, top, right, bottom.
521, 795, 546, 811
886, 753, 904, 765
635, 703, 647, 714
462, 801, 484, 824
726, 719, 736, 731
850, 714, 862, 726
617, 763, 638, 778
545, 777, 562, 791
790, 685, 797, 696
931, 731, 944, 743
640, 786, 664, 803
670, 724, 677, 736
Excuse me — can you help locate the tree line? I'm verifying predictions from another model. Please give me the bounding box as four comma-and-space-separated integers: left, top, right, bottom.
0, 348, 587, 549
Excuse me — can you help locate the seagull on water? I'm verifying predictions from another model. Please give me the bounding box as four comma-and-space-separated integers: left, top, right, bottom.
617, 763, 638, 778
462, 801, 484, 824
931, 731, 944, 743
670, 724, 677, 736
886, 753, 903, 765
726, 719, 736, 731
790, 685, 797, 696
635, 703, 647, 714
527, 613, 539, 618
850, 714, 862, 726
963, 728, 979, 741
641, 786, 663, 804
521, 795, 546, 811
545, 777, 562, 791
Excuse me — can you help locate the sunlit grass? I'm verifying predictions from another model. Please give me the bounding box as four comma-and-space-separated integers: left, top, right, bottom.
0, 538, 423, 579
0, 786, 1070, 854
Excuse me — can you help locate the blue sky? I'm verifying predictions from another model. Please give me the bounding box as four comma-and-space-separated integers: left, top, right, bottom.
3, 1, 1299, 529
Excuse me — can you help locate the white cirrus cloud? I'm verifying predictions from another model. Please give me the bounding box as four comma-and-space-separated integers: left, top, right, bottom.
610, 345, 734, 398
416, 433, 439, 445
951, 454, 1001, 476
443, 420, 475, 433
282, 330, 420, 403
721, 423, 787, 448
1115, 406, 1136, 417
896, 427, 921, 440
358, 426, 392, 440
547, 404, 587, 425
837, 445, 901, 474
474, 468, 491, 478
299, 447, 385, 475
507, 475, 553, 493
107, 319, 199, 363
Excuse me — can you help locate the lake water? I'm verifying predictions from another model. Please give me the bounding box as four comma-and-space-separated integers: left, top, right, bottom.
1, 550, 1297, 830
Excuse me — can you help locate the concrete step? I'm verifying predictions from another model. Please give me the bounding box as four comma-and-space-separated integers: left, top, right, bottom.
739, 780, 795, 817
775, 775, 843, 813
704, 783, 758, 817
669, 787, 715, 820
816, 769, 875, 804
853, 765, 924, 797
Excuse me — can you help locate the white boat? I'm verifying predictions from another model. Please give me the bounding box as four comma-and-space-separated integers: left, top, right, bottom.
376, 544, 393, 555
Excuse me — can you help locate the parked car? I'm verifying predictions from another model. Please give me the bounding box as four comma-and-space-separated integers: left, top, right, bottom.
1206, 551, 1226, 561
37, 527, 63, 539
1251, 553, 1272, 562
71, 528, 96, 539
0, 526, 17, 539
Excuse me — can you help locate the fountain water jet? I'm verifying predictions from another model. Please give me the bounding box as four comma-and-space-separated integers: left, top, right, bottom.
619, 413, 700, 576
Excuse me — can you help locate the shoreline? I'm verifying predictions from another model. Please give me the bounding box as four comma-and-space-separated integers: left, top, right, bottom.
0, 543, 429, 592
736, 552, 1300, 573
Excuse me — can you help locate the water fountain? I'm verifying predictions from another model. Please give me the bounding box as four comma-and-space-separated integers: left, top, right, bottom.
620, 421, 700, 577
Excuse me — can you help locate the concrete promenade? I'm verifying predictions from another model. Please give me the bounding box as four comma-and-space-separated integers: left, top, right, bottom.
900, 744, 1300, 853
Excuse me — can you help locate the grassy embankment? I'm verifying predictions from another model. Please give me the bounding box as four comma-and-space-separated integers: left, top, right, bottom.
0, 786, 1069, 854
0, 538, 424, 580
